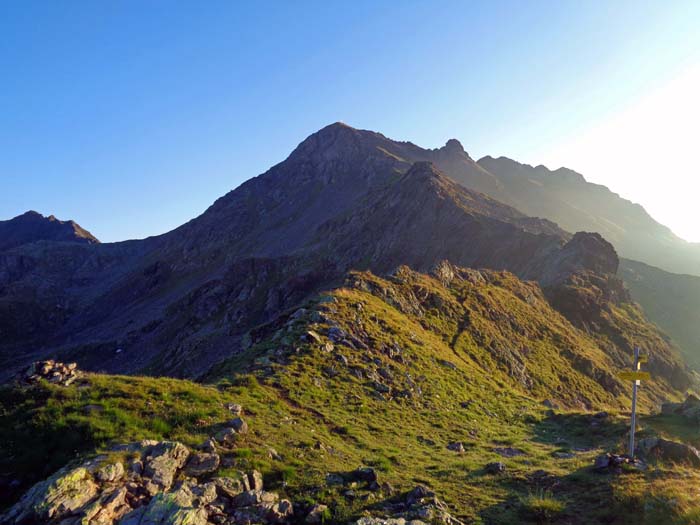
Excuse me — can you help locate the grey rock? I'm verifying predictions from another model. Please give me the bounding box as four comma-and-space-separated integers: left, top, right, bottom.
1, 466, 99, 523
447, 442, 465, 453
227, 417, 249, 434
96, 461, 125, 483
214, 428, 238, 447
305, 503, 329, 523
484, 462, 506, 474
248, 470, 264, 491
213, 475, 248, 498
143, 441, 190, 490
184, 452, 220, 477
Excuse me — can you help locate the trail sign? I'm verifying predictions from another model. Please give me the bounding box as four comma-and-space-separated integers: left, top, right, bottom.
618, 371, 651, 381
623, 347, 651, 458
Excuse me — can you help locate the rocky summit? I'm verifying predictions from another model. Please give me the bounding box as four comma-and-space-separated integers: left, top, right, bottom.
2, 123, 700, 524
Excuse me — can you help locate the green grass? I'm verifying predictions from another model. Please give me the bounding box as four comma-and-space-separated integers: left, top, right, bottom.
1, 266, 696, 523
519, 489, 566, 523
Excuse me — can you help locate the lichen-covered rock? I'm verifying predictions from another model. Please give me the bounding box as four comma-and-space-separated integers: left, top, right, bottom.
143, 442, 190, 490
118, 485, 207, 525
1, 466, 98, 523
97, 462, 125, 483
1, 440, 296, 525
213, 475, 248, 499
83, 486, 130, 524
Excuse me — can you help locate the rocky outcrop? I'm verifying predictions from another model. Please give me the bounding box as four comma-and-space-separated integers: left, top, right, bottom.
0, 441, 294, 525
19, 360, 81, 386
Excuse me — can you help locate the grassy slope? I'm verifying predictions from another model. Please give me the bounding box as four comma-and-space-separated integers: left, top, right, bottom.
1, 266, 697, 524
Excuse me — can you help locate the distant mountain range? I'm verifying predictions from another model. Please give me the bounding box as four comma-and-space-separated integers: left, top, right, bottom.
0, 122, 695, 389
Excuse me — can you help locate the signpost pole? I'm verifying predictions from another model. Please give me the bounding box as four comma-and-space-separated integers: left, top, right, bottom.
628, 346, 640, 458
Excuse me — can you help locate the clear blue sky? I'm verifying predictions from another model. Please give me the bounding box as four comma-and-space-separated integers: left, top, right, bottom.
2, 0, 699, 242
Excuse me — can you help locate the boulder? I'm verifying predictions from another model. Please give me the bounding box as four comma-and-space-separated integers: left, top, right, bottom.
184, 452, 220, 477
637, 438, 700, 466
248, 470, 264, 491
143, 441, 190, 490
213, 475, 249, 498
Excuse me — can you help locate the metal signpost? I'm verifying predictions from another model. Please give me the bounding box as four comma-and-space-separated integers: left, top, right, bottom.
617, 346, 650, 458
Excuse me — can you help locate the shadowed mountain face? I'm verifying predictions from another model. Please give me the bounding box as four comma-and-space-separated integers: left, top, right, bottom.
620, 259, 700, 368
0, 123, 691, 393
0, 211, 98, 251
475, 156, 700, 277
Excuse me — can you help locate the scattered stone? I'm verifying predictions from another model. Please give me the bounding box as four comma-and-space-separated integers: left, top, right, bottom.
552, 451, 575, 459
494, 447, 526, 457
82, 403, 105, 415
200, 437, 217, 453
268, 447, 283, 461
305, 503, 329, 523
485, 462, 506, 474
447, 442, 465, 453
225, 403, 243, 416
541, 399, 559, 409
305, 330, 322, 343
214, 428, 239, 447
353, 467, 378, 484
438, 359, 457, 370
227, 417, 249, 434
325, 473, 345, 486
328, 326, 348, 342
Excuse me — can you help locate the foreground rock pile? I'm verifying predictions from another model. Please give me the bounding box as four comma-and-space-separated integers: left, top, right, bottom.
0, 440, 293, 525
19, 360, 80, 386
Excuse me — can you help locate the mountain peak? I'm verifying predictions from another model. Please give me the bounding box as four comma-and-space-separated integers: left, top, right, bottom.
0, 211, 99, 251
442, 138, 466, 154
